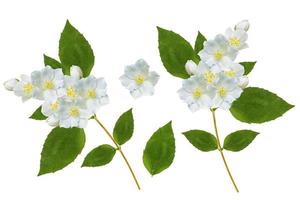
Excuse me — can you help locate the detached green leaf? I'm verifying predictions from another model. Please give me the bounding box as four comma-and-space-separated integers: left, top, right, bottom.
157, 27, 198, 79
223, 130, 259, 152
43, 54, 63, 69
183, 130, 217, 152
59, 20, 94, 77
82, 144, 116, 167
29, 106, 47, 120
194, 31, 206, 54
230, 87, 294, 123
113, 108, 134, 145
240, 61, 256, 75
143, 121, 175, 175
38, 127, 85, 175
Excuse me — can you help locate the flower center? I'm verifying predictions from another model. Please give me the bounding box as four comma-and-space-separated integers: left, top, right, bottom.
68, 106, 80, 117
192, 88, 203, 99
23, 83, 33, 94
218, 87, 227, 97
50, 101, 59, 111
43, 80, 54, 90
229, 37, 241, 46
87, 89, 97, 99
204, 71, 216, 83
225, 70, 236, 78
134, 74, 145, 85
66, 86, 76, 98
214, 50, 224, 61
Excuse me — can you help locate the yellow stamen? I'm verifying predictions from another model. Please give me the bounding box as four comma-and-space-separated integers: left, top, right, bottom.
43, 80, 54, 90
23, 83, 33, 94
50, 101, 59, 111
192, 88, 203, 98
218, 87, 227, 97
68, 106, 80, 117
134, 74, 145, 85
66, 86, 76, 98
229, 37, 241, 46
214, 50, 224, 60
204, 71, 215, 83
225, 70, 236, 78
87, 89, 97, 99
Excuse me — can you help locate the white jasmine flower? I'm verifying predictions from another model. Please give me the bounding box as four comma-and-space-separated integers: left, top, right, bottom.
178, 75, 213, 112
197, 61, 221, 84
4, 78, 19, 91
199, 34, 237, 70
235, 20, 250, 32
225, 28, 248, 50
238, 76, 249, 89
31, 66, 64, 99
119, 59, 159, 99
223, 62, 244, 80
13, 75, 40, 102
78, 76, 109, 112
58, 100, 92, 128
211, 74, 243, 110
41, 97, 62, 127
60, 76, 80, 102
70, 66, 83, 79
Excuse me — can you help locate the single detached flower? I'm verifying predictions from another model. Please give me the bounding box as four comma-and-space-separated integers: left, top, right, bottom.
31, 66, 64, 99
78, 75, 109, 112
119, 59, 159, 99
178, 75, 213, 112
199, 34, 237, 70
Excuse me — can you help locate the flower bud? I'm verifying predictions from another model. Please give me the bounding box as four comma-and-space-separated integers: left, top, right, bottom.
185, 60, 198, 75
238, 76, 249, 89
235, 20, 250, 32
3, 78, 18, 91
70, 66, 83, 79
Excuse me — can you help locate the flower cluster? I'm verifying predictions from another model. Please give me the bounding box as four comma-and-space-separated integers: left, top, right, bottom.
178, 20, 250, 112
4, 66, 109, 128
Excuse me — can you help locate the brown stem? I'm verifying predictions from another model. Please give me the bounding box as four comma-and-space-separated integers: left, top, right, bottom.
211, 109, 239, 193
94, 115, 141, 190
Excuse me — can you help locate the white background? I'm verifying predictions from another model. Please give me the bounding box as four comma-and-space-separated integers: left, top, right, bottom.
0, 0, 299, 199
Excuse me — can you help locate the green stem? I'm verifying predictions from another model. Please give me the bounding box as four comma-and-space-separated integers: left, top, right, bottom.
94, 115, 141, 190
211, 109, 239, 193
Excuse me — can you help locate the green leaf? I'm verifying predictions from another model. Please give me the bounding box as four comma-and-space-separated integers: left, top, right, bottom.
240, 61, 256, 75
183, 130, 218, 152
194, 31, 206, 54
157, 27, 198, 79
223, 130, 259, 152
143, 121, 175, 175
230, 87, 294, 123
113, 108, 134, 145
59, 20, 94, 77
29, 106, 47, 120
38, 127, 85, 175
43, 54, 63, 69
82, 144, 116, 167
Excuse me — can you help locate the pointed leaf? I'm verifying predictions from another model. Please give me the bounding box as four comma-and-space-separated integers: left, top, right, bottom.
194, 31, 206, 54
143, 121, 175, 175
38, 127, 85, 175
230, 87, 294, 123
157, 27, 198, 79
29, 106, 47, 120
223, 130, 259, 152
43, 54, 63, 69
240, 61, 256, 75
183, 130, 217, 152
59, 20, 94, 77
113, 108, 134, 145
82, 144, 116, 167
